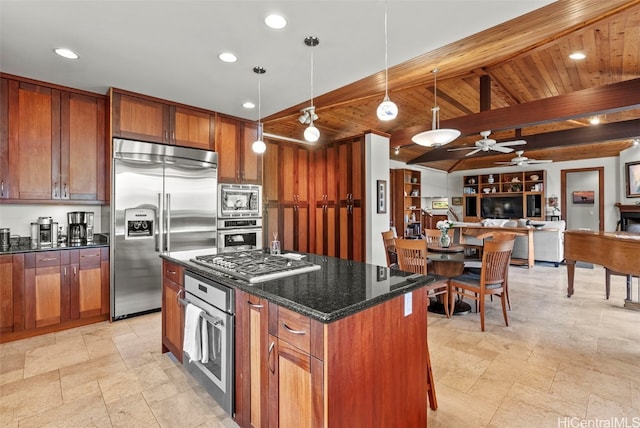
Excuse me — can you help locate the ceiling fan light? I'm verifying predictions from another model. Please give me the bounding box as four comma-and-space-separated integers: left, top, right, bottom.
411, 128, 461, 147
304, 124, 320, 142
377, 97, 398, 121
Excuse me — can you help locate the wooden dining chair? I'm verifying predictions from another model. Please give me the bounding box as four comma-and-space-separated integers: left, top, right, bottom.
394, 238, 450, 318
381, 230, 397, 268
449, 238, 515, 331
423, 228, 454, 246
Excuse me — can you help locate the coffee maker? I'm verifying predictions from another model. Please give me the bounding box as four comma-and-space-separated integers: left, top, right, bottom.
67, 211, 94, 245
36, 216, 58, 247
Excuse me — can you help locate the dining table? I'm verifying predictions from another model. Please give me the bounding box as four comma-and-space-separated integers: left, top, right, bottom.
426, 243, 483, 315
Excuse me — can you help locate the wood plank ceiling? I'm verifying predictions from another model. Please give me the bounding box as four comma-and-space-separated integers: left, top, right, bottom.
262, 0, 640, 172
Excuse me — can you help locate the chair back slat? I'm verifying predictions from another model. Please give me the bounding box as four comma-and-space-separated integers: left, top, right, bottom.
395, 239, 428, 275
482, 239, 514, 286
381, 230, 396, 267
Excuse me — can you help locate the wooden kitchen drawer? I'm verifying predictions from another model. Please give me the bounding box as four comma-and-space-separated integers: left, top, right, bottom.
163, 260, 183, 285
34, 251, 62, 267
79, 248, 101, 268
276, 306, 311, 354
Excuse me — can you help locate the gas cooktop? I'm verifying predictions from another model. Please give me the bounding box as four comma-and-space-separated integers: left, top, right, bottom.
190, 251, 321, 284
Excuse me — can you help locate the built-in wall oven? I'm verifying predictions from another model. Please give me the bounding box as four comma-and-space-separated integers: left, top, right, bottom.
217, 218, 263, 253
180, 271, 234, 415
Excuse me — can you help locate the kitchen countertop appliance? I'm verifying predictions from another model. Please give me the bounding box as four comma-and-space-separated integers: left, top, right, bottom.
111, 138, 218, 320
35, 216, 58, 248
67, 211, 94, 245
190, 250, 321, 283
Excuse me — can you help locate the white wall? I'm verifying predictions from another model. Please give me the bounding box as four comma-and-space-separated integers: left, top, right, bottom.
365, 133, 390, 266
0, 204, 104, 237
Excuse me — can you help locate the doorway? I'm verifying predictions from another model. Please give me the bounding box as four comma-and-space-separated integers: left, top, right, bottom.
561, 167, 604, 232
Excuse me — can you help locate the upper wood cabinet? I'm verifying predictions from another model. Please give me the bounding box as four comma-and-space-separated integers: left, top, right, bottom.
1, 77, 106, 202
111, 90, 215, 150
215, 115, 262, 184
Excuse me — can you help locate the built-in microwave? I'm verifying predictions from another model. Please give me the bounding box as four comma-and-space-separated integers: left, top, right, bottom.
218, 184, 261, 218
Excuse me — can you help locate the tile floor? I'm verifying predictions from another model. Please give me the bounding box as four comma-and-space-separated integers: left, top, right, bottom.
1, 263, 639, 427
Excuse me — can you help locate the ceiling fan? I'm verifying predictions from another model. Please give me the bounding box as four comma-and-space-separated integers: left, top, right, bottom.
495, 150, 552, 166
447, 130, 526, 156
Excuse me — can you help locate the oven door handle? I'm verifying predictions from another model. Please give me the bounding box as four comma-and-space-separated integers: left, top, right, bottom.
178, 297, 223, 326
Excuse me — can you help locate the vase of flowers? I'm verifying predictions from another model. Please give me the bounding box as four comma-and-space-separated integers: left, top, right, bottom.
436, 220, 453, 248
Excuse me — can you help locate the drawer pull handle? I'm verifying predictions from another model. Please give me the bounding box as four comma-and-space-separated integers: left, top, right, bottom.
81, 254, 99, 258
247, 301, 263, 309
282, 322, 306, 335
167, 269, 177, 274
38, 257, 58, 262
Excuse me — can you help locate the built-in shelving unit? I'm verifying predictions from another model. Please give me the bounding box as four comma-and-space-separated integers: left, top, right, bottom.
462, 170, 546, 221
392, 169, 422, 238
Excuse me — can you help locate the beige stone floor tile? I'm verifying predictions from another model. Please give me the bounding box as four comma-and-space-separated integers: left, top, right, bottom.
141, 380, 181, 404
0, 370, 62, 423
585, 393, 640, 421
18, 394, 111, 428
62, 378, 102, 403
427, 383, 498, 428
59, 352, 126, 391
106, 391, 160, 428
98, 360, 170, 404
150, 388, 212, 428
23, 334, 90, 378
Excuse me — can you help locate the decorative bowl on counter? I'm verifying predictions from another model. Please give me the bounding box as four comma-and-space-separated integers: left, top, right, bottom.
530, 174, 539, 181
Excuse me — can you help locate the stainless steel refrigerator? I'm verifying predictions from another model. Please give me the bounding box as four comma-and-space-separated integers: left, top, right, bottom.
111, 138, 218, 320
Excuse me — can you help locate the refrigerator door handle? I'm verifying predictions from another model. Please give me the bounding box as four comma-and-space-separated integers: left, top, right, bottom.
166, 193, 171, 252
157, 193, 163, 252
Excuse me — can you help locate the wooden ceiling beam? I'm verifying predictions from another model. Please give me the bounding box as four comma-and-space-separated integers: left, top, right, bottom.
408, 118, 640, 164
393, 78, 640, 146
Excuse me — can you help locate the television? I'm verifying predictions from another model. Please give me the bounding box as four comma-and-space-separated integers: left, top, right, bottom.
481, 196, 523, 219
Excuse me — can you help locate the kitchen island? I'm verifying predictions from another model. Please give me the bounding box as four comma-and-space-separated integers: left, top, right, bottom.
161, 251, 445, 427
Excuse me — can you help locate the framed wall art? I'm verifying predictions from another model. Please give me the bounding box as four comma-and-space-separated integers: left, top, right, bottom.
451, 197, 463, 206
625, 160, 640, 197
377, 180, 387, 213
432, 200, 449, 209
572, 190, 594, 204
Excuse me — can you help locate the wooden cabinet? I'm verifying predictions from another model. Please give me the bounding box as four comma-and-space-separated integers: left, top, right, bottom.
161, 259, 184, 363
0, 78, 8, 199
2, 77, 106, 202
70, 248, 109, 319
216, 115, 262, 184
336, 137, 365, 261
391, 169, 422, 238
111, 90, 215, 150
268, 304, 324, 428
24, 251, 68, 329
263, 140, 310, 253
0, 255, 17, 333
312, 144, 338, 257
234, 290, 270, 428
462, 170, 546, 221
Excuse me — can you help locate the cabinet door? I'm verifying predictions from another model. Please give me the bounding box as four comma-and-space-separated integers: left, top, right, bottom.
7, 80, 61, 200
240, 121, 261, 184
76, 248, 103, 319
61, 92, 106, 201
0, 78, 8, 199
171, 106, 214, 150
161, 260, 184, 362
216, 115, 241, 183
234, 290, 269, 428
0, 255, 14, 333
112, 92, 169, 143
337, 139, 364, 261
313, 145, 338, 257
25, 251, 66, 329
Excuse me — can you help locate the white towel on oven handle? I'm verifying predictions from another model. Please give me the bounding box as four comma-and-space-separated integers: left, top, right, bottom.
183, 303, 203, 363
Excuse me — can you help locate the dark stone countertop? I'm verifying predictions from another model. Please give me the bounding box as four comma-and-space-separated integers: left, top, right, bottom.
161, 252, 445, 324
0, 234, 110, 255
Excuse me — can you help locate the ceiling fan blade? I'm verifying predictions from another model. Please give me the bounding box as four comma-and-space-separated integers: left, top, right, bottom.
495, 161, 515, 165
526, 159, 552, 164
491, 145, 515, 154
465, 148, 482, 156
496, 140, 527, 147
447, 146, 478, 152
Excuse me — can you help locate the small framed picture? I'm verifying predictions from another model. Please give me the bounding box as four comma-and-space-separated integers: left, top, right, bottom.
376, 266, 387, 281
451, 197, 463, 206
626, 161, 640, 198
377, 180, 387, 213
572, 190, 594, 204
432, 200, 448, 209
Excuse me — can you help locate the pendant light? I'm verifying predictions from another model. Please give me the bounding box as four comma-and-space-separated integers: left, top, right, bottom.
411, 68, 460, 147
302, 36, 320, 143
252, 66, 267, 154
376, 0, 398, 121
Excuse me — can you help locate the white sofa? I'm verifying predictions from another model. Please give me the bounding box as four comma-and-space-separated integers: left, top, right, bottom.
455, 219, 566, 266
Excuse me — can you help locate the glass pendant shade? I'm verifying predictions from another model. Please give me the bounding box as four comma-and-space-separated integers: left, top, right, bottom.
304, 124, 320, 142
377, 96, 398, 121
252, 139, 266, 153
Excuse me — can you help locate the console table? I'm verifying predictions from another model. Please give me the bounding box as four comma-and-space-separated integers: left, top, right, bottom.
458, 226, 535, 268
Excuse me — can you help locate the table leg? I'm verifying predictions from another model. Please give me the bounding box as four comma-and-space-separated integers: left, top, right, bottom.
566, 259, 576, 297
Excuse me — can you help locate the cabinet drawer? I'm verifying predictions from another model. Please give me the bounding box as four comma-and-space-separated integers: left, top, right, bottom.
79, 248, 101, 268
163, 260, 183, 285
34, 251, 61, 267
277, 306, 311, 354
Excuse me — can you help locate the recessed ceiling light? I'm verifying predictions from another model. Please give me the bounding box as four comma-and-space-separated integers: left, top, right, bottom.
54, 48, 79, 59
243, 101, 255, 109
569, 52, 586, 60
589, 116, 600, 125
265, 14, 287, 29
218, 52, 238, 63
